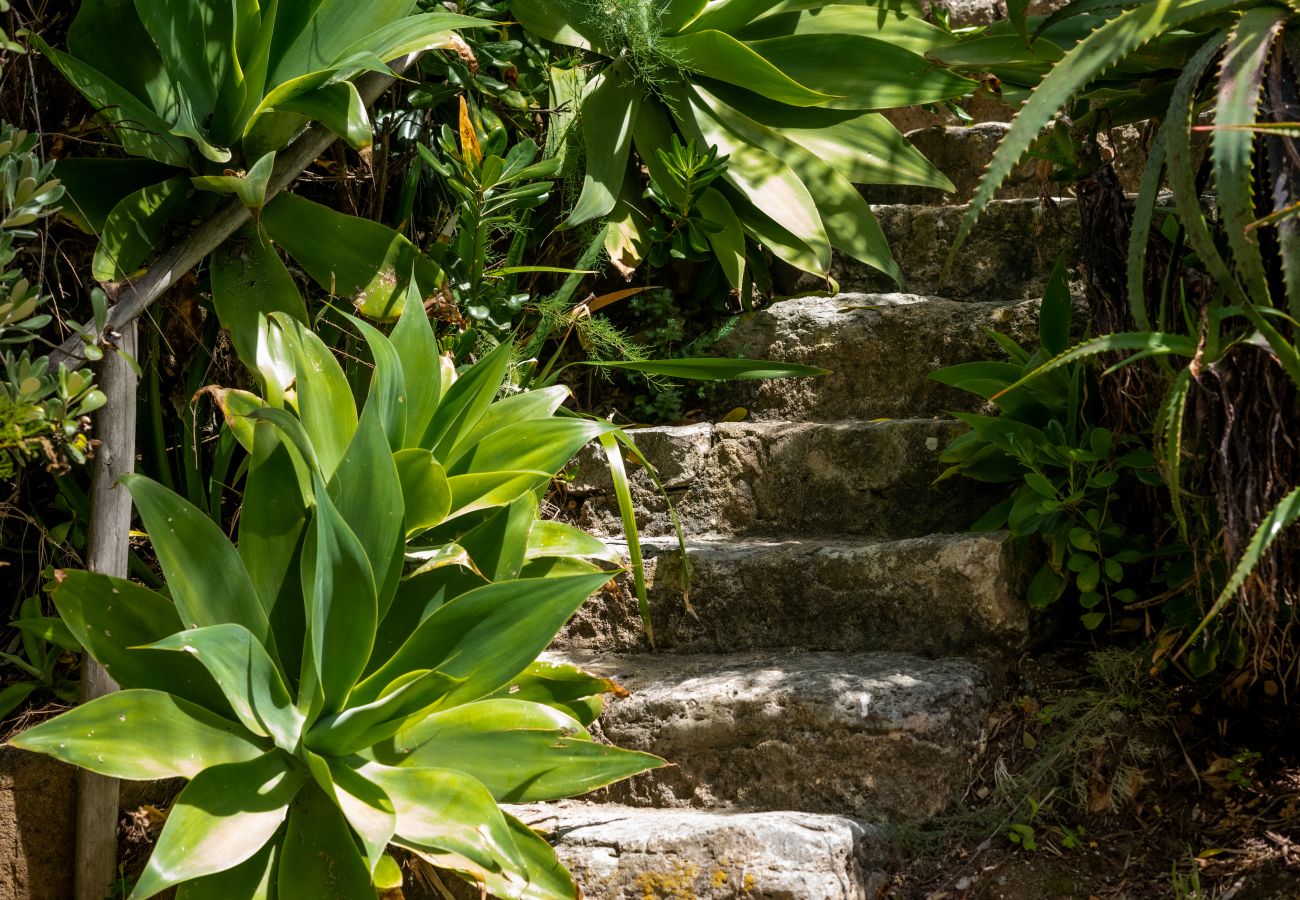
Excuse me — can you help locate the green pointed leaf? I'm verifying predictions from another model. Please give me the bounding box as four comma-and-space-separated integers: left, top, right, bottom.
211, 223, 310, 371
390, 283, 444, 450
54, 158, 180, 233
273, 81, 372, 149
354, 574, 612, 710
131, 751, 303, 900
563, 61, 641, 228
304, 669, 463, 756
277, 781, 374, 900
193, 151, 277, 211
132, 0, 231, 124
662, 29, 835, 106
303, 474, 378, 716
446, 385, 571, 465
348, 313, 408, 451
526, 521, 617, 563
51, 570, 228, 711
446, 417, 618, 477
262, 193, 442, 322
9, 689, 264, 780
149, 625, 303, 751
423, 340, 514, 457
324, 758, 396, 873
587, 357, 827, 380
395, 449, 452, 535
92, 176, 190, 282
509, 0, 601, 50
459, 494, 536, 582
276, 314, 358, 479
174, 841, 276, 900
124, 474, 271, 640
375, 698, 663, 801
445, 470, 552, 520
487, 659, 623, 725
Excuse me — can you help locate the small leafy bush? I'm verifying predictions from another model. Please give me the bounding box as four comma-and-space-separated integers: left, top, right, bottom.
9, 296, 662, 898
932, 261, 1160, 631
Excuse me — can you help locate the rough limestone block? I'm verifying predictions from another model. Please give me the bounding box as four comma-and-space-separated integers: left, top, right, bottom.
571, 419, 1002, 541
508, 803, 889, 900
556, 532, 1028, 657
552, 651, 993, 822
709, 295, 1040, 421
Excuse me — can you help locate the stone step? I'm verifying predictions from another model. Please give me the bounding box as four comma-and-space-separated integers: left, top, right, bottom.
775, 198, 1079, 301
551, 650, 994, 822
506, 803, 888, 900
571, 419, 1002, 541
557, 532, 1027, 657
708, 294, 1039, 421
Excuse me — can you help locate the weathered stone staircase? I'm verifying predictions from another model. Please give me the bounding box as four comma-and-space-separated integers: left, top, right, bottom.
505, 194, 1080, 898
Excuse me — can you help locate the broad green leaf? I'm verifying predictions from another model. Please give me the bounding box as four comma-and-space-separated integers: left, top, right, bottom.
390, 283, 444, 449
211, 223, 310, 371
123, 474, 270, 641
1039, 257, 1072, 357
270, 0, 417, 80
446, 417, 617, 477
458, 494, 536, 582
92, 176, 190, 282
132, 0, 230, 124
664, 0, 709, 32
395, 449, 452, 536
27, 32, 190, 166
564, 61, 641, 228
324, 758, 396, 873
272, 81, 372, 149
487, 659, 624, 725
1212, 7, 1282, 305
663, 29, 836, 106
302, 475, 378, 716
262, 193, 442, 322
174, 842, 276, 900
131, 752, 304, 900
51, 570, 227, 711
9, 690, 264, 780
737, 4, 957, 54
353, 574, 611, 710
366, 764, 526, 875
423, 340, 514, 457
445, 470, 552, 519
697, 187, 747, 287
446, 385, 571, 465
413, 811, 578, 900
329, 396, 406, 603
348, 314, 408, 451
509, 0, 601, 50
149, 625, 303, 751
745, 34, 974, 109
405, 543, 480, 580
676, 84, 831, 272
53, 158, 179, 233
526, 521, 617, 562
304, 668, 462, 756
276, 314, 357, 479
277, 781, 374, 900
193, 151, 276, 211
375, 698, 663, 801
66, 0, 176, 115
336, 11, 493, 61
587, 357, 828, 380
954, 0, 1242, 258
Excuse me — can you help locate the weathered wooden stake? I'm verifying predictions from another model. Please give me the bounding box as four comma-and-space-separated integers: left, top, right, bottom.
76, 321, 137, 900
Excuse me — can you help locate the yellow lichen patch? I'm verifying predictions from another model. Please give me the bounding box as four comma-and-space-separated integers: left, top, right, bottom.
742, 872, 757, 893
710, 869, 728, 888
633, 861, 700, 900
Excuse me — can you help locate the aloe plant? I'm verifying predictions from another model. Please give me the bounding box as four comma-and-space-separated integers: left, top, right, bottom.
8, 294, 663, 898
951, 1, 1300, 675
512, 0, 973, 287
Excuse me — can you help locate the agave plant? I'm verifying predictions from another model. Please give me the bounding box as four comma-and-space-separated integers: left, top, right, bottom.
512, 0, 975, 287
8, 294, 663, 898
949, 1, 1300, 677
34, 0, 490, 318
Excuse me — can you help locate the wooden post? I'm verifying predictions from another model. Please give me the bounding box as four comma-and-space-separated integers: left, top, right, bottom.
76, 321, 137, 900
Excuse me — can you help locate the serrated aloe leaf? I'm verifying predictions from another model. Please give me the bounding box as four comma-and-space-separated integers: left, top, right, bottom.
353, 573, 612, 710
1212, 6, 1284, 304
375, 698, 664, 802
277, 781, 375, 900
953, 0, 1242, 261
9, 689, 264, 780
123, 474, 271, 640
130, 751, 303, 900
149, 625, 303, 751
51, 570, 228, 712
